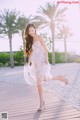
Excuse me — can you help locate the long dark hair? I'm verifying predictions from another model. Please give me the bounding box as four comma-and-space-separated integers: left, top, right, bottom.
25, 23, 36, 55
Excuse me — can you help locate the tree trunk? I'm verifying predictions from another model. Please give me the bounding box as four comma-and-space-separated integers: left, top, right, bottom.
8, 34, 14, 68
64, 37, 67, 62
22, 30, 26, 64
51, 30, 55, 64
51, 21, 55, 65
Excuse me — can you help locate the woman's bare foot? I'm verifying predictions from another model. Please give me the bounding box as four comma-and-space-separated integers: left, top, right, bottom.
37, 100, 45, 112
58, 76, 68, 85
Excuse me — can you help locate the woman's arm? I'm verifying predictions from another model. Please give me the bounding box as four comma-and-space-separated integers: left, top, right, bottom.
38, 35, 48, 63
24, 49, 32, 65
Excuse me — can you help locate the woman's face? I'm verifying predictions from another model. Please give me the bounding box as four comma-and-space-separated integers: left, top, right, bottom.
28, 27, 36, 37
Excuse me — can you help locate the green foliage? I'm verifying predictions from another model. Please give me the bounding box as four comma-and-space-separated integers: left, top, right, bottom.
48, 52, 64, 63
76, 58, 80, 63
55, 52, 65, 63
0, 51, 76, 67
17, 15, 31, 31
0, 49, 24, 66
48, 52, 52, 63
0, 52, 10, 66
0, 9, 19, 35
48, 52, 75, 63
13, 48, 24, 66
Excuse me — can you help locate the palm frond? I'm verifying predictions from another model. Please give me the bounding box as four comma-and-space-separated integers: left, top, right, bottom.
57, 24, 73, 39
37, 3, 58, 20
0, 9, 21, 35
31, 2, 67, 31
55, 7, 68, 18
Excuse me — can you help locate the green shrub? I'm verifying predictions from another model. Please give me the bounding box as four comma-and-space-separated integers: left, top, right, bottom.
48, 52, 52, 63
0, 52, 10, 65
76, 58, 80, 63
48, 52, 65, 63
13, 49, 24, 66
0, 51, 76, 66
55, 52, 65, 63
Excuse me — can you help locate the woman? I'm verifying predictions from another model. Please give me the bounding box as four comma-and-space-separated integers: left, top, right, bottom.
23, 23, 68, 112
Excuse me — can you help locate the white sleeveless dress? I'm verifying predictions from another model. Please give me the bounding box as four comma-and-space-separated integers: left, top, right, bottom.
24, 40, 53, 86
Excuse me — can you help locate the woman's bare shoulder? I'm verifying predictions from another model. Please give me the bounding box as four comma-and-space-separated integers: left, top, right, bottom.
36, 34, 42, 40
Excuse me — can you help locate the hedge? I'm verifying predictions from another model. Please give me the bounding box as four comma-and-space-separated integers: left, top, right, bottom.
0, 51, 76, 67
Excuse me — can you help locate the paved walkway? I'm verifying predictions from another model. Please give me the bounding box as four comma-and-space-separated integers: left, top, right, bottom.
0, 63, 80, 120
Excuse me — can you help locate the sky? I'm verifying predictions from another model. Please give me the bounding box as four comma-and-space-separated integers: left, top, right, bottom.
0, 0, 80, 55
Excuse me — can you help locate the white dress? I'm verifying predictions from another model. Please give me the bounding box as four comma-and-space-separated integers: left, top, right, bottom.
24, 40, 53, 86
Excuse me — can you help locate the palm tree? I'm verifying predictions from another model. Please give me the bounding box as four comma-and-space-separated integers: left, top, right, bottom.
31, 2, 67, 64
17, 15, 31, 64
57, 24, 73, 62
0, 9, 19, 67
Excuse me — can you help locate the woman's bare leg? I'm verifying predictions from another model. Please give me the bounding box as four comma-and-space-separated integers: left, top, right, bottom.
37, 83, 45, 111
37, 84, 44, 105
37, 76, 45, 110
51, 76, 68, 84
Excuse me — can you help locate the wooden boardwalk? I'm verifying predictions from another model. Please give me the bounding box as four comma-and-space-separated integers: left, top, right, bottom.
0, 82, 80, 120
